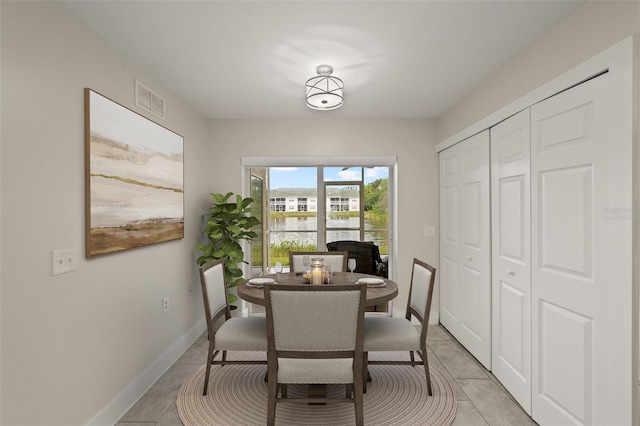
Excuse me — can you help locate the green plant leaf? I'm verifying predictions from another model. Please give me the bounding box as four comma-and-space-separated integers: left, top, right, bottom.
195, 191, 261, 301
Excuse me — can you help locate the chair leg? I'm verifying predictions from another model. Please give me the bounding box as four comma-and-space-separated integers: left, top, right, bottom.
362, 352, 369, 393
354, 375, 364, 426
281, 384, 288, 398
202, 343, 215, 395
410, 350, 415, 365
267, 379, 278, 426
221, 350, 227, 366
421, 343, 433, 396
346, 384, 353, 398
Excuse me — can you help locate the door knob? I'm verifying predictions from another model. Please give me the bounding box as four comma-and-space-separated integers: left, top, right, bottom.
507, 269, 515, 276
466, 256, 472, 261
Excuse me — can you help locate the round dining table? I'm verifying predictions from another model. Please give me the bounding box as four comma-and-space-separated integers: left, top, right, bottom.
237, 271, 398, 307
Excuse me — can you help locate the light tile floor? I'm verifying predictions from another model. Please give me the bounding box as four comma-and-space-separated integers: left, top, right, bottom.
116, 324, 537, 426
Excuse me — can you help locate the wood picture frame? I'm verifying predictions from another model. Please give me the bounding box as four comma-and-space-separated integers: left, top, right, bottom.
84, 88, 184, 257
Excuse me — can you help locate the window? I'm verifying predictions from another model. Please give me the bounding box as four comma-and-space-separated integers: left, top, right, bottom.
243, 156, 395, 278
270, 197, 286, 212
330, 197, 351, 211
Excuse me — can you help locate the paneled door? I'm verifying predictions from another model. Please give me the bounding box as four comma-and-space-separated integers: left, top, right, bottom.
439, 142, 460, 335
440, 131, 492, 368
531, 74, 632, 425
490, 109, 531, 414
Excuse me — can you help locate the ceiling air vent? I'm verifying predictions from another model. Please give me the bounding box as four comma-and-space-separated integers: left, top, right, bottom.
135, 79, 165, 119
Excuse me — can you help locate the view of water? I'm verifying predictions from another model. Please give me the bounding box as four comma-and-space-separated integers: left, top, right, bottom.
269, 216, 389, 251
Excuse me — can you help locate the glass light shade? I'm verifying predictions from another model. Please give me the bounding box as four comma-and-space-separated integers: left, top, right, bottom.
305, 65, 344, 110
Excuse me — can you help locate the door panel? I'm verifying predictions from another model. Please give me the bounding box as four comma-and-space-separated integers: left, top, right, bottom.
538, 300, 593, 424
531, 73, 632, 426
532, 80, 598, 426
539, 166, 593, 278
440, 257, 459, 322
439, 144, 460, 329
498, 177, 524, 261
536, 102, 593, 152
498, 281, 526, 374
440, 131, 491, 369
442, 186, 458, 244
460, 265, 482, 339
441, 149, 459, 185
462, 182, 481, 248
459, 133, 491, 368
491, 109, 531, 413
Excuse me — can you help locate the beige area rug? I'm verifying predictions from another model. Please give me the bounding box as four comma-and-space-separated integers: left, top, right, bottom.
177, 352, 457, 426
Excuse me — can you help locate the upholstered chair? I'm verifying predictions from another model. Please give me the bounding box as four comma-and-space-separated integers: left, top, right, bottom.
199, 259, 267, 395
264, 283, 367, 426
362, 258, 436, 395
288, 251, 348, 272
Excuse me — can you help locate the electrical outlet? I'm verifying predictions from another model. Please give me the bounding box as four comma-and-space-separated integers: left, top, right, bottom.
162, 297, 170, 313
52, 248, 78, 276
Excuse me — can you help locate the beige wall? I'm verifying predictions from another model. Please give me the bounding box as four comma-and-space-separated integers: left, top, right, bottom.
437, 0, 640, 142
1, 2, 211, 424
209, 118, 440, 313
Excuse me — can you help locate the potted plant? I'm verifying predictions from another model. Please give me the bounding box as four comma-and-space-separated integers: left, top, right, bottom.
196, 192, 261, 308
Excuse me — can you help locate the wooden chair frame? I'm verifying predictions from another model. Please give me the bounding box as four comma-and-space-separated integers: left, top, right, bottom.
363, 258, 436, 395
199, 259, 267, 396
264, 284, 367, 426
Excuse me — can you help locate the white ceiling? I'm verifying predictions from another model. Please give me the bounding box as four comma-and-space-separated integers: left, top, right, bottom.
60, 1, 584, 120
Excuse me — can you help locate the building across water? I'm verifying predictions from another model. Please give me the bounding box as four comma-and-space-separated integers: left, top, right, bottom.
269, 188, 360, 213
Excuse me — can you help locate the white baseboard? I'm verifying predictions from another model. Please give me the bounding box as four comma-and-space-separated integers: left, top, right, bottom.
88, 317, 207, 426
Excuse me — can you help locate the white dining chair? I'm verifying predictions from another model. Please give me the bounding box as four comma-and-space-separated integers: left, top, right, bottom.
264, 283, 367, 426
362, 258, 436, 395
199, 259, 267, 395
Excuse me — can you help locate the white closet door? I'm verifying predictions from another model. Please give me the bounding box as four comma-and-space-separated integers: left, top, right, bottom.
490, 109, 531, 414
459, 132, 492, 368
531, 74, 632, 425
440, 131, 492, 369
439, 143, 460, 331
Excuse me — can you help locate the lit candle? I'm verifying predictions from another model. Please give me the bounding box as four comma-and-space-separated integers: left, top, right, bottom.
310, 258, 324, 285
312, 267, 322, 285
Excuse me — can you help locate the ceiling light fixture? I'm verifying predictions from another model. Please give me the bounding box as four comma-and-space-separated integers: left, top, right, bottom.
305, 64, 344, 110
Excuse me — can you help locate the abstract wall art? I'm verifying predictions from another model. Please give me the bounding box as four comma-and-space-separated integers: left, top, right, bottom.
85, 88, 184, 257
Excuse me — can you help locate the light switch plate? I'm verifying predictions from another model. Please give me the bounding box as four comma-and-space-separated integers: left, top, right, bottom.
424, 226, 435, 238
52, 248, 78, 276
